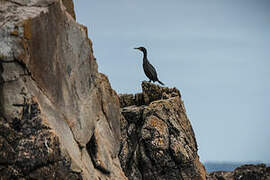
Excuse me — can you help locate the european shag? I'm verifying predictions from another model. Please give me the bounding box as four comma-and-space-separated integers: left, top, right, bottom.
134, 47, 164, 85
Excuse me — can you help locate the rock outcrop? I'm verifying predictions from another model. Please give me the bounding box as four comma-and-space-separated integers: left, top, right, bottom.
119, 82, 206, 180
0, 0, 206, 179
207, 164, 270, 180
0, 0, 125, 179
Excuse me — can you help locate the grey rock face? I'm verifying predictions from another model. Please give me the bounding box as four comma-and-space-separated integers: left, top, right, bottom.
0, 0, 126, 179
119, 82, 206, 180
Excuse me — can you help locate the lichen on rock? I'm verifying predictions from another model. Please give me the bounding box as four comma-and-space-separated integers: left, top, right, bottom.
1, 0, 206, 180
207, 164, 270, 180
0, 0, 126, 179
119, 81, 206, 180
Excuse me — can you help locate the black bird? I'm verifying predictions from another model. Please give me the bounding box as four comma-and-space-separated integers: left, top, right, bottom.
134, 47, 164, 85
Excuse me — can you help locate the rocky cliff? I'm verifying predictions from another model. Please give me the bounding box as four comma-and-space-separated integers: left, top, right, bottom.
119, 82, 206, 180
207, 164, 270, 180
0, 0, 205, 179
0, 0, 125, 179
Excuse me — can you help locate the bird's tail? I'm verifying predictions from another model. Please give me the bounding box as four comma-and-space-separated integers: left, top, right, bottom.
158, 80, 164, 85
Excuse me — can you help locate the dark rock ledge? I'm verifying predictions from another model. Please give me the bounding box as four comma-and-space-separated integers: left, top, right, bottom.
207, 164, 270, 180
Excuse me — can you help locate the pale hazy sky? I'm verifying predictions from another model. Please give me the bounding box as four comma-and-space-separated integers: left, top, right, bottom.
74, 1, 270, 163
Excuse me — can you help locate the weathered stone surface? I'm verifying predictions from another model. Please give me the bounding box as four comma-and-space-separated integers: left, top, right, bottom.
119, 93, 145, 108
119, 83, 180, 108
7, 0, 55, 7
0, 0, 126, 179
1, 0, 207, 179
62, 0, 76, 19
119, 81, 206, 180
142, 82, 181, 105
207, 164, 270, 180
0, 99, 82, 179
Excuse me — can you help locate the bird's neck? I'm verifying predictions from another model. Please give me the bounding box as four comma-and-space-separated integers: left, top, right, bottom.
143, 51, 148, 64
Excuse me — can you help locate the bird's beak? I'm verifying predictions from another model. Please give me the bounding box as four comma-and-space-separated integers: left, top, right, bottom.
134, 47, 139, 50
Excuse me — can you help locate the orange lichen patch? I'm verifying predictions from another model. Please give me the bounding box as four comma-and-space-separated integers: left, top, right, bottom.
159, 138, 164, 145
10, 30, 19, 36
148, 116, 167, 135
23, 19, 32, 40
153, 138, 165, 147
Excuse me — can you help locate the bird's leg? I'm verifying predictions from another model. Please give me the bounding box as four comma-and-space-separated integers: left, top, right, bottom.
148, 79, 151, 83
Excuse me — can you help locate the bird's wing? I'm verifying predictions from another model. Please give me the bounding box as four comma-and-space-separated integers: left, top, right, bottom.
148, 63, 157, 77
145, 62, 158, 81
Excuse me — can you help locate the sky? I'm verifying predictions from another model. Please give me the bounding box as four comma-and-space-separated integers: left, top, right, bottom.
74, 1, 270, 163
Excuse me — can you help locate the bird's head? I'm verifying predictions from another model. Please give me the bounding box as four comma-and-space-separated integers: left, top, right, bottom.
134, 47, 147, 54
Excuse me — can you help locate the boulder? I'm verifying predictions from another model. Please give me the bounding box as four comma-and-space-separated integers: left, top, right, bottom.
207, 164, 270, 180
